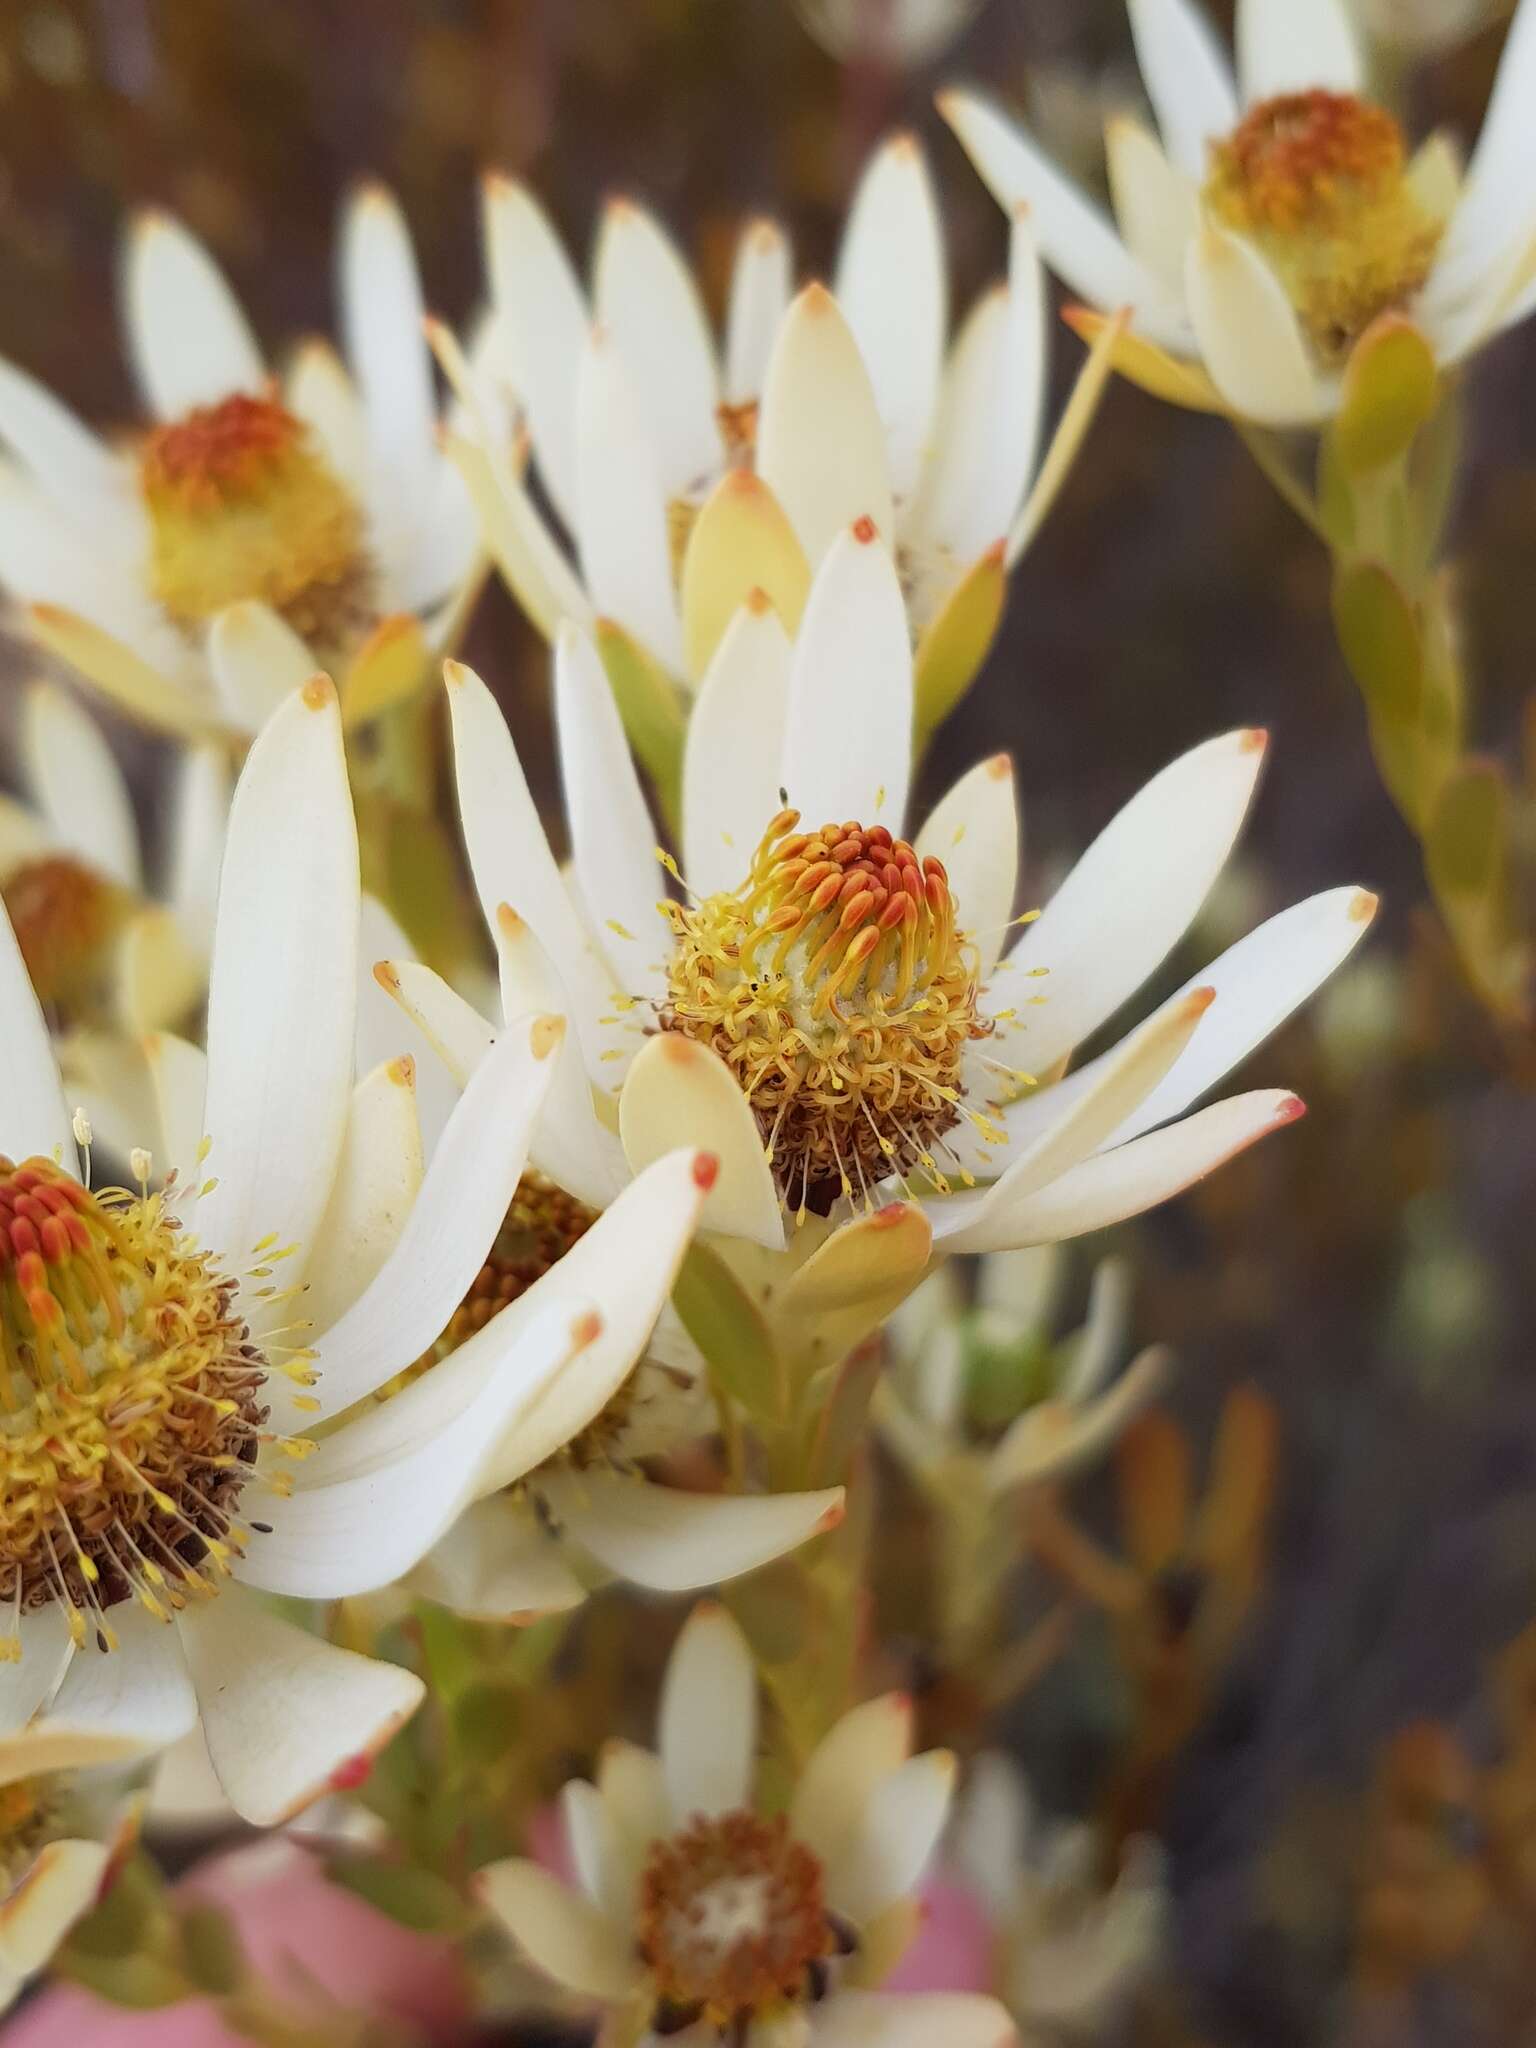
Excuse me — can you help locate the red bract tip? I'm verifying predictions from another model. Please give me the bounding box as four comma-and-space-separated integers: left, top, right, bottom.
330, 1753, 374, 1792
851, 514, 878, 544
693, 1151, 720, 1191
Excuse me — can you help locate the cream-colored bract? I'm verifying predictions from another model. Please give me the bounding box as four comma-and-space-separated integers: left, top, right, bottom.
0, 191, 487, 740
388, 530, 1373, 1295
941, 0, 1536, 424
479, 1603, 1018, 2046
438, 130, 1109, 691
0, 680, 714, 1828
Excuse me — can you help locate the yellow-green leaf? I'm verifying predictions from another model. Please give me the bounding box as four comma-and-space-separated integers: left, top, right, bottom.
596, 618, 686, 838
1334, 315, 1440, 475
672, 1240, 784, 1421
913, 544, 1007, 750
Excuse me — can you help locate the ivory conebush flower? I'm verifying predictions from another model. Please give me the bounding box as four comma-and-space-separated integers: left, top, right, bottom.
0, 678, 719, 1827
439, 132, 1116, 737
0, 190, 486, 740
385, 530, 1374, 1334
941, 0, 1536, 424
478, 1603, 1018, 2045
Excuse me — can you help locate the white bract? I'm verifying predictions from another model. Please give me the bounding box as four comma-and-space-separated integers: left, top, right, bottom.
0, 190, 484, 740
942, 0, 1536, 423
389, 533, 1374, 1313
0, 680, 714, 1827
952, 1753, 1168, 2042
479, 1603, 1017, 2046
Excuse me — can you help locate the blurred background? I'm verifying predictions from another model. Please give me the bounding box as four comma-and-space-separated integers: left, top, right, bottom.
2, 3, 1536, 2043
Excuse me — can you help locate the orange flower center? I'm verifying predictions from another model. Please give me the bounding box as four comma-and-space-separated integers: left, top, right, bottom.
662, 808, 995, 1217
637, 1809, 840, 2032
0, 855, 125, 1016
139, 392, 376, 658
1205, 92, 1447, 359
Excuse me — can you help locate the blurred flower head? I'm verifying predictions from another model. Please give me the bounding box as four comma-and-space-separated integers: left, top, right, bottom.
478, 1602, 1015, 2044
943, 0, 1536, 425
440, 129, 1117, 742
0, 191, 485, 744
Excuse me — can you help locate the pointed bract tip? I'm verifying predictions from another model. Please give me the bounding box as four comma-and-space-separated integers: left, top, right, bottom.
603, 192, 639, 224
300, 673, 336, 711
571, 1309, 604, 1348
982, 537, 1007, 567
887, 129, 921, 159
799, 279, 836, 315
693, 1151, 720, 1192
1275, 1094, 1307, 1124
986, 752, 1012, 780
745, 586, 773, 616
481, 166, 515, 201
871, 1201, 911, 1229
387, 1054, 416, 1089
1011, 197, 1033, 224
1239, 726, 1269, 753
496, 901, 526, 935
352, 178, 397, 216
530, 1014, 567, 1060
329, 1752, 375, 1793
1185, 984, 1217, 1017
817, 1496, 847, 1534
851, 514, 879, 545
660, 1030, 699, 1064
748, 216, 784, 250
372, 961, 401, 995
442, 658, 468, 690
1349, 888, 1379, 924
933, 87, 961, 119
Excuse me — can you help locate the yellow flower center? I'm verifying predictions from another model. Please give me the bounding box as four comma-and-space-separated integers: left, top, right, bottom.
1205, 91, 1447, 358
0, 856, 127, 1017
0, 1157, 269, 1654
662, 809, 993, 1216
139, 392, 377, 660
638, 1809, 846, 2033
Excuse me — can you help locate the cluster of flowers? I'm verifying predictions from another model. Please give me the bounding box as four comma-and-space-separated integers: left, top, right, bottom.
0, 0, 1529, 2035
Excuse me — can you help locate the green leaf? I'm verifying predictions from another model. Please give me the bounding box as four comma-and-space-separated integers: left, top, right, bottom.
672, 1242, 783, 1421
177, 1903, 247, 1998
1425, 759, 1533, 1025
1332, 560, 1422, 727
1334, 315, 1440, 474
596, 619, 686, 837
326, 1856, 469, 1934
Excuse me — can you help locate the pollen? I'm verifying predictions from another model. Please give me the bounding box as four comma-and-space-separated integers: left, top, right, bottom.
139, 392, 377, 662
0, 1157, 266, 1651
661, 809, 990, 1216
637, 1810, 841, 2034
1205, 92, 1447, 359
0, 855, 127, 1016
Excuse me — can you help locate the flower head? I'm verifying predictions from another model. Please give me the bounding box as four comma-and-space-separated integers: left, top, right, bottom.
0, 678, 715, 1826
942, 0, 1536, 423
479, 1603, 1015, 2045
438, 132, 1113, 741
388, 531, 1372, 1315
0, 193, 486, 742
